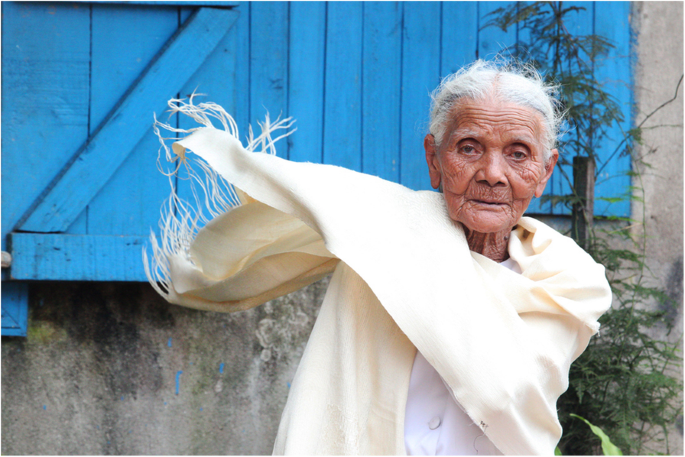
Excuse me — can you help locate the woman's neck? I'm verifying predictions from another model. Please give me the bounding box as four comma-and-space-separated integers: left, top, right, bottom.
463, 227, 511, 263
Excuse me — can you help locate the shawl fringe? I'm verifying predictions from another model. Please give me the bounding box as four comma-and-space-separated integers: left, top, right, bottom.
143, 95, 295, 302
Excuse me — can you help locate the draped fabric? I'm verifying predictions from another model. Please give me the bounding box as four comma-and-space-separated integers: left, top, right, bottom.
145, 100, 612, 455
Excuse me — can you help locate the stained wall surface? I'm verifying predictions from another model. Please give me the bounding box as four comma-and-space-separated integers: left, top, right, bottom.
2, 280, 329, 454
2, 2, 683, 455
631, 2, 684, 454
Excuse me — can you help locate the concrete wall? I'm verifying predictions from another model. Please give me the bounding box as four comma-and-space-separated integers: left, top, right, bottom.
2, 2, 682, 455
2, 279, 329, 454
633, 1, 683, 327
631, 2, 684, 454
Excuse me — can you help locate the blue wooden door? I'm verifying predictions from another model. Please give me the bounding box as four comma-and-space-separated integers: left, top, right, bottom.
227, 1, 631, 216
2, 1, 632, 336
2, 1, 240, 335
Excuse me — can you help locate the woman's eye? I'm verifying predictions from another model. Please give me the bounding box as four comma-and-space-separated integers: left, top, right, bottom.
512, 151, 527, 159
460, 145, 476, 154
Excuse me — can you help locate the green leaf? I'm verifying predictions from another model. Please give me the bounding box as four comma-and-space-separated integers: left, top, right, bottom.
596, 197, 624, 203
570, 414, 623, 455
555, 446, 563, 455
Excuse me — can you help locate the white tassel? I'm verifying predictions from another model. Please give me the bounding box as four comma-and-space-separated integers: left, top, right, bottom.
144, 94, 295, 300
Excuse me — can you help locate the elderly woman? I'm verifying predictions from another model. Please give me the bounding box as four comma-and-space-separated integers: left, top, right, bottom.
146, 60, 611, 455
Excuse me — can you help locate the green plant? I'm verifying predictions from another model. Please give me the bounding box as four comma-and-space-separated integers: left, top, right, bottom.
571, 414, 624, 456
484, 3, 683, 455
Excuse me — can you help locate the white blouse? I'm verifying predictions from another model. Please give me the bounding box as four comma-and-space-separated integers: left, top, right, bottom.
404, 258, 521, 455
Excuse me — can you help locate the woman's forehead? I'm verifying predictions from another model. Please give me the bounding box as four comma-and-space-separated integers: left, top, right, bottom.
446, 98, 545, 140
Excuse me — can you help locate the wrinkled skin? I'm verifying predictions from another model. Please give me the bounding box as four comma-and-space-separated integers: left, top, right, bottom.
425, 98, 558, 262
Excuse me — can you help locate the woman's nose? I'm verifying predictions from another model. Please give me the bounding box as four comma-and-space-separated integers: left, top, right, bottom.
475, 152, 507, 187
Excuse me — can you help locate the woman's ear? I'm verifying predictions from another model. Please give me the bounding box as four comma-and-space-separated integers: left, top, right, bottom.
425, 134, 442, 190
535, 148, 559, 198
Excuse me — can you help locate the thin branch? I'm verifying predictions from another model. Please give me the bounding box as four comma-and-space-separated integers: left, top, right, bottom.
596, 74, 683, 177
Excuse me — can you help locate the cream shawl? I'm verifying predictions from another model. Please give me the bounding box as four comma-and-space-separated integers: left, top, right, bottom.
145, 100, 612, 455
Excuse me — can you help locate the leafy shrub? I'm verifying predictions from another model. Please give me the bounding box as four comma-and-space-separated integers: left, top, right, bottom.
484, 3, 683, 454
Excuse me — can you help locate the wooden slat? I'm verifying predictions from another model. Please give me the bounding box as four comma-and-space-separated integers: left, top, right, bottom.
362, 2, 402, 182
179, 6, 238, 126
177, 4, 239, 210
477, 1, 517, 59
400, 2, 441, 191
289, 1, 326, 164
232, 2, 251, 145
1, 2, 90, 248
0, 3, 89, 336
95, 1, 237, 5
89, 5, 179, 137
592, 1, 631, 217
18, 7, 239, 233
441, 2, 478, 76
84, 4, 179, 237
250, 2, 290, 158
546, 2, 594, 216
323, 1, 363, 171
10, 233, 149, 282
1, 283, 29, 337
515, 2, 552, 215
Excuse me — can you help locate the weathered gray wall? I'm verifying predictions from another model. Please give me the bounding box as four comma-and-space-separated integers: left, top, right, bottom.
631, 2, 684, 454
633, 0, 683, 328
2, 2, 683, 455
2, 279, 329, 454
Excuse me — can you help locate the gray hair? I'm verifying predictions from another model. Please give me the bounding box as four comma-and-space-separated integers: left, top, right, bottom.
428, 59, 564, 162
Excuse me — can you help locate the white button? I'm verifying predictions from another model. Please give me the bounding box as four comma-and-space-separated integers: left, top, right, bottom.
428, 416, 441, 430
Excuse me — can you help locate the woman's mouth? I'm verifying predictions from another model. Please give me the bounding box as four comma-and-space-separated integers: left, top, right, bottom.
473, 199, 506, 207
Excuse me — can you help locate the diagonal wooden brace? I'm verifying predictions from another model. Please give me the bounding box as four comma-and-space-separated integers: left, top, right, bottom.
18, 6, 239, 233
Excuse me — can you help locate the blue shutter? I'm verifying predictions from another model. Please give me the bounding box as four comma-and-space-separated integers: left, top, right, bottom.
592, 2, 632, 217
1, 284, 29, 337
2, 1, 632, 336
1, 2, 240, 335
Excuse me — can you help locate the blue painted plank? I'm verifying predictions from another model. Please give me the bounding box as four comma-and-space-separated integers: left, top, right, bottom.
180, 7, 194, 22
515, 1, 553, 215
592, 2, 631, 217
362, 2, 402, 181
1, 2, 90, 249
323, 1, 363, 171
249, 2, 289, 158
176, 5, 240, 213
18, 7, 238, 233
179, 6, 238, 126
441, 2, 478, 76
85, 4, 179, 237
10, 233, 149, 282
1, 283, 29, 337
546, 2, 595, 216
513, 1, 532, 57
400, 2, 441, 190
96, 1, 238, 5
170, 5, 194, 218
232, 2, 251, 146
512, 1, 560, 215
478, 1, 517, 60
288, 1, 326, 164
89, 5, 179, 133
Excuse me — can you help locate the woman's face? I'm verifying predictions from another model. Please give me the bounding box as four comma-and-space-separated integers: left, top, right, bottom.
424, 98, 558, 234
